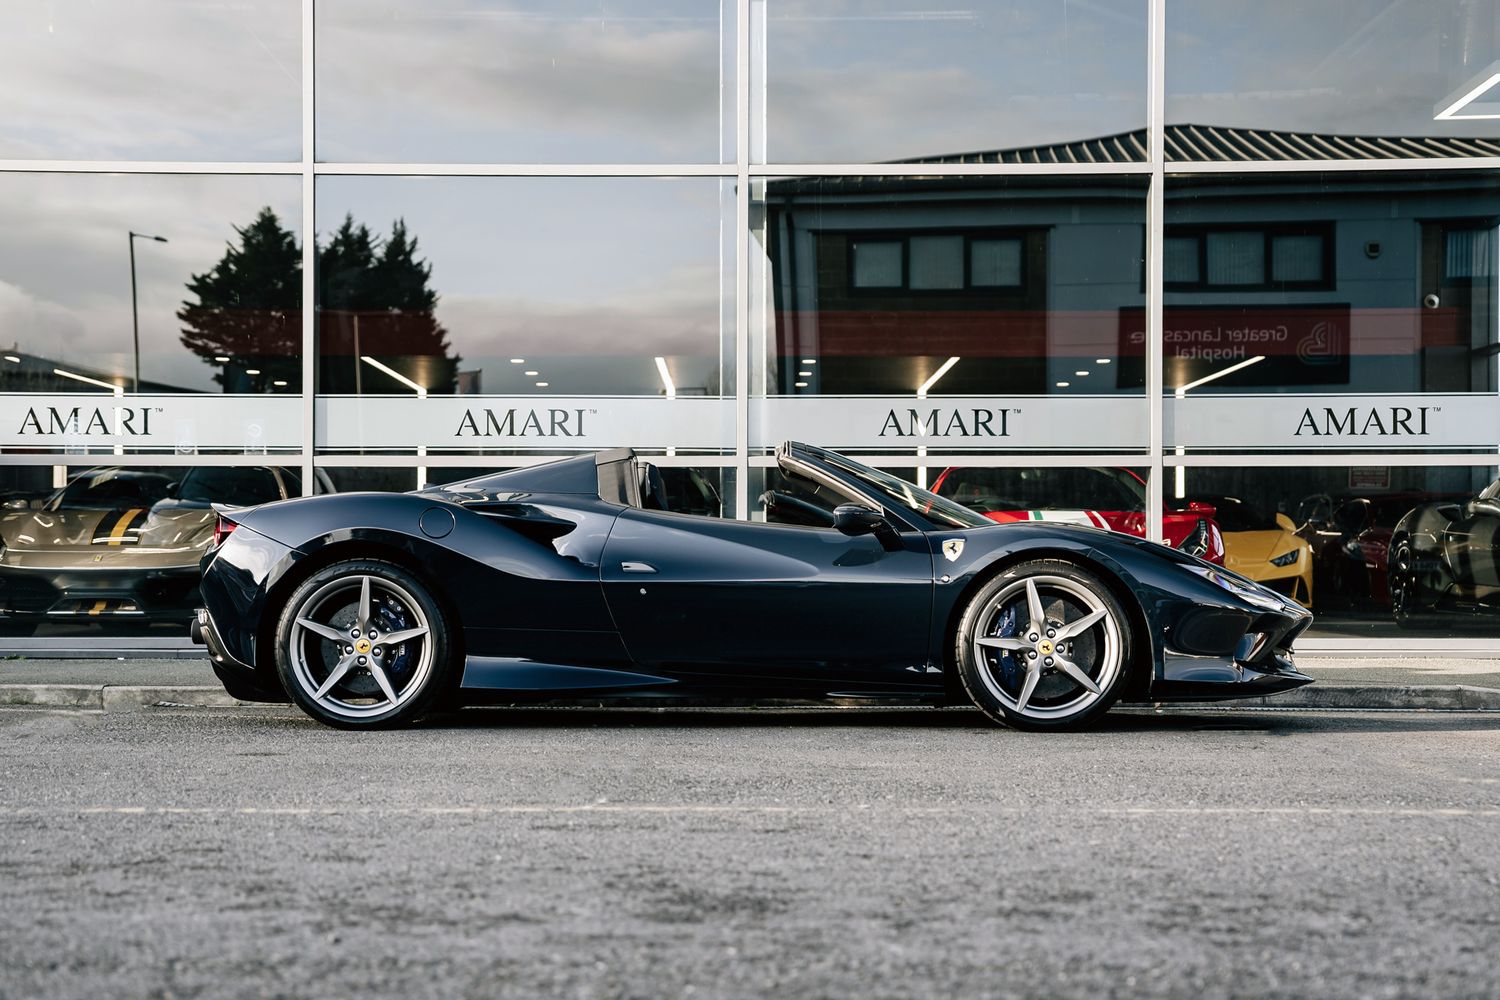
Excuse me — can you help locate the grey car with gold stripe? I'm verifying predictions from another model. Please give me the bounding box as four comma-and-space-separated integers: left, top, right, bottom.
0, 466, 324, 634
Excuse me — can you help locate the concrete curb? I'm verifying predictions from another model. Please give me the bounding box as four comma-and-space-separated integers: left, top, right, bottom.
1247, 684, 1500, 711
0, 685, 242, 711
0, 682, 1497, 713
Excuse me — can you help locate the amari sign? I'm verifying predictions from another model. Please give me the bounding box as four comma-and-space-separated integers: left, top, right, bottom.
1167, 394, 1500, 449
0, 394, 300, 452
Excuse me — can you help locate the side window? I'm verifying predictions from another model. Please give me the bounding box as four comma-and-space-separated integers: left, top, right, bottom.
757, 469, 849, 528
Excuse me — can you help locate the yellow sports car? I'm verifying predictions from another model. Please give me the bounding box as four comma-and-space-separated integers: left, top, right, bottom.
1179, 493, 1313, 608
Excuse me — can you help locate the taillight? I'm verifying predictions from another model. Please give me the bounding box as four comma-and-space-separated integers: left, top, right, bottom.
212, 516, 238, 548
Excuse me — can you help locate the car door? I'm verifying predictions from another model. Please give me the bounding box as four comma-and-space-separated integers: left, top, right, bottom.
599, 482, 935, 685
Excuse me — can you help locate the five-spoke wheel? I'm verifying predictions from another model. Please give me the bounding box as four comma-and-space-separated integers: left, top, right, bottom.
955, 559, 1131, 730
275, 559, 454, 728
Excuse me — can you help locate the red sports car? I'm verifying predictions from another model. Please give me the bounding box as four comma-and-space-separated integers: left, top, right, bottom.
931, 466, 1225, 565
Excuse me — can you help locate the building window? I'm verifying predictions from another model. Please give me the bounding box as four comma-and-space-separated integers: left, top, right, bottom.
851, 239, 903, 288
1445, 227, 1496, 280
1164, 225, 1332, 290
848, 232, 1029, 293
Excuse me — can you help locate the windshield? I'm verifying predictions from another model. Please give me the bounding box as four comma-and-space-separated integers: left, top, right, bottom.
1181, 494, 1276, 532
801, 447, 993, 529
48, 469, 172, 511
936, 467, 1145, 513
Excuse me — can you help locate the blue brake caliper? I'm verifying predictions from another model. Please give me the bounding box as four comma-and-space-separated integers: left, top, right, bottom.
991, 603, 1022, 688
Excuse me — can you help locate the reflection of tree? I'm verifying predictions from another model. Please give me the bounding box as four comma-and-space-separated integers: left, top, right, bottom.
178, 209, 458, 394
178, 208, 301, 391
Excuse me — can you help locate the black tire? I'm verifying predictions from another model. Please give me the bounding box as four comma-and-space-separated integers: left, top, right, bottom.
1388, 537, 1422, 630
954, 558, 1133, 732
274, 558, 456, 729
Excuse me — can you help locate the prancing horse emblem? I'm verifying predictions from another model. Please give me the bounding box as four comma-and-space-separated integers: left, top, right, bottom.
942, 538, 965, 562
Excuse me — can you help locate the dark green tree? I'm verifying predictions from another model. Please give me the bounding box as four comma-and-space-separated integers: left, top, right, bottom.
177, 207, 302, 391
179, 211, 456, 395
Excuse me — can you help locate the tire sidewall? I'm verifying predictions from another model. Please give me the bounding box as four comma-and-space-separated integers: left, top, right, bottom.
954, 558, 1132, 731
274, 559, 454, 729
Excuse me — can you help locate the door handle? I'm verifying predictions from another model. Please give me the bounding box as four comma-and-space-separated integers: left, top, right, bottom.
620, 561, 657, 574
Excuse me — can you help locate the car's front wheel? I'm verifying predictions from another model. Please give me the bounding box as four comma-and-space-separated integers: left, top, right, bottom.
955, 558, 1132, 731
274, 559, 455, 728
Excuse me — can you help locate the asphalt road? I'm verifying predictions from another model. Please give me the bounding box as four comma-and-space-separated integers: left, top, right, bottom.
1, 705, 1497, 999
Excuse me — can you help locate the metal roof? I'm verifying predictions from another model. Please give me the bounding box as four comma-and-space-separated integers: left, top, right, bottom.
904, 124, 1500, 164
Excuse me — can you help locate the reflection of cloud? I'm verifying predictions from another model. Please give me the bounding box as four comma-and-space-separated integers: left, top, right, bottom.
0, 173, 300, 391
0, 280, 88, 352
0, 0, 299, 159
318, 2, 725, 161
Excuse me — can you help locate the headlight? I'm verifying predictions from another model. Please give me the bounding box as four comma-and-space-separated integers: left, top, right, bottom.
1182, 564, 1284, 610
1270, 548, 1300, 567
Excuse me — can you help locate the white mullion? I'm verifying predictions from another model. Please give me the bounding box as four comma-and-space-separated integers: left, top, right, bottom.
313, 162, 735, 177
1165, 452, 1500, 468
301, 0, 316, 494
733, 0, 751, 520
1145, 0, 1166, 543
1, 452, 307, 467
0, 160, 302, 174
753, 161, 1152, 176
1170, 156, 1500, 174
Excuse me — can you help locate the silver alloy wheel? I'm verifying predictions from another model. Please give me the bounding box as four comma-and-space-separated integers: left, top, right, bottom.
969, 574, 1122, 720
286, 573, 434, 721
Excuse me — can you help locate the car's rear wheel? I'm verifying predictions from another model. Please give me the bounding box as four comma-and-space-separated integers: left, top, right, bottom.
274, 559, 454, 728
1388, 537, 1422, 630
955, 558, 1132, 731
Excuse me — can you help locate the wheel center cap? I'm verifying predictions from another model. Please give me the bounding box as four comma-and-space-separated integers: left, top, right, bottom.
355, 638, 372, 654
1037, 639, 1054, 656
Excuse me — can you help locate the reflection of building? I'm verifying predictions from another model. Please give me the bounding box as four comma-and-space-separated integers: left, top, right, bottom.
763, 127, 1500, 400
0, 350, 190, 395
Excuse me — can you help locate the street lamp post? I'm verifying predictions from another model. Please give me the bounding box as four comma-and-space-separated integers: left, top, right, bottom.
128, 231, 168, 393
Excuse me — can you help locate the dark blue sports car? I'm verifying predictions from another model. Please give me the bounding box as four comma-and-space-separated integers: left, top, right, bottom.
192, 442, 1313, 730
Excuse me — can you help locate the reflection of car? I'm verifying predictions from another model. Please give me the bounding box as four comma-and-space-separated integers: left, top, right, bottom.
193, 442, 1312, 731
1388, 478, 1500, 627
0, 466, 323, 633
930, 466, 1226, 565
1295, 492, 1465, 609
1179, 494, 1311, 608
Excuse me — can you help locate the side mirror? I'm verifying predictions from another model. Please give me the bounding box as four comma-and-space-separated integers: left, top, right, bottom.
164, 481, 180, 499
1275, 512, 1296, 532
832, 503, 902, 551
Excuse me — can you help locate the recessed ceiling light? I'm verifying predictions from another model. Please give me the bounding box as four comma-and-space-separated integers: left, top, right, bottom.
534, 381, 549, 387
510, 358, 525, 364
794, 382, 809, 388
798, 371, 812, 377
3, 355, 19, 363
801, 359, 817, 365
245, 368, 261, 375
272, 380, 287, 387
1055, 381, 1070, 388
214, 355, 230, 362
1075, 370, 1090, 377
1096, 358, 1111, 365
524, 370, 539, 376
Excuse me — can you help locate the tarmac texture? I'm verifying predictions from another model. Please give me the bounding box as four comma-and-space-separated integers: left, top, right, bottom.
0, 703, 1497, 999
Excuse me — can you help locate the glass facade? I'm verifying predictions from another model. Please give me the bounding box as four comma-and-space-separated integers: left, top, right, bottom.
4, 0, 1500, 647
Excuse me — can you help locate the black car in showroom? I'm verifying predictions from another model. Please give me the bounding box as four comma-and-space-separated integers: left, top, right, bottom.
193, 442, 1313, 731
1389, 477, 1500, 628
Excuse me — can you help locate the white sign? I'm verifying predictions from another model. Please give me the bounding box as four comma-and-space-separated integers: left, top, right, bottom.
317, 395, 734, 451
1167, 394, 1500, 449
0, 394, 300, 452
752, 395, 1148, 451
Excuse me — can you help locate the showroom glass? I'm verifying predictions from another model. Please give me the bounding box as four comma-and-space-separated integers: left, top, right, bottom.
752, 0, 1147, 163
750, 175, 1149, 455
314, 177, 733, 456
316, 0, 735, 163
0, 0, 300, 161
1173, 464, 1499, 640
0, 173, 303, 456
1162, 171, 1500, 454
1166, 0, 1500, 157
